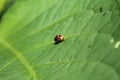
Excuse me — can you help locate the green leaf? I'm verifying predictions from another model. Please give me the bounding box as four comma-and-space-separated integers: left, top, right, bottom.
0, 0, 120, 80
0, 0, 7, 12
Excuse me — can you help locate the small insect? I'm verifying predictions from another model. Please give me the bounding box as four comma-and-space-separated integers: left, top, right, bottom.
100, 7, 103, 12
54, 34, 64, 44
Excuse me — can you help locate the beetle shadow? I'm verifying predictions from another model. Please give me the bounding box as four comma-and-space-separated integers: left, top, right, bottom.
54, 41, 62, 45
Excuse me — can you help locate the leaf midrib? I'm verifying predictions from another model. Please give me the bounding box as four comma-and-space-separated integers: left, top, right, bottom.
0, 37, 39, 80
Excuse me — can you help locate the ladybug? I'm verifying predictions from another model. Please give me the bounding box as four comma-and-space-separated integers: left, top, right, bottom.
54, 35, 64, 44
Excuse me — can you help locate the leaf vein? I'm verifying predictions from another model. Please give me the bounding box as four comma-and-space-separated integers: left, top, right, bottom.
0, 37, 39, 80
